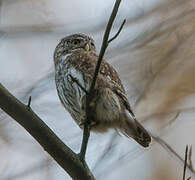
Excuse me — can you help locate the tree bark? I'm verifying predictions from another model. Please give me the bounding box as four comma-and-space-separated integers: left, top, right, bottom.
0, 83, 95, 180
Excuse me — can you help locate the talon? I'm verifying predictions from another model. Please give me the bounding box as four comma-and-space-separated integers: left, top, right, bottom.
79, 121, 85, 127
90, 121, 96, 127
89, 102, 95, 108
79, 113, 87, 127
79, 119, 98, 129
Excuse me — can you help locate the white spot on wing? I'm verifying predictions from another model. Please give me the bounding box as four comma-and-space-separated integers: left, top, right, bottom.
60, 53, 72, 61
69, 67, 84, 86
68, 67, 87, 108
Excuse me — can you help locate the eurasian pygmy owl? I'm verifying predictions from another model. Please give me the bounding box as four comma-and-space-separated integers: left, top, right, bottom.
54, 33, 151, 147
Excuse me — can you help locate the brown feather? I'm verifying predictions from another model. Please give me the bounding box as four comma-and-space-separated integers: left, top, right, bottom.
54, 34, 151, 147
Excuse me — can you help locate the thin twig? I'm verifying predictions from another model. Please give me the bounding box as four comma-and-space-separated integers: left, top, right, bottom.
189, 145, 193, 170
108, 19, 126, 44
89, 0, 122, 92
183, 145, 188, 180
151, 134, 195, 177
27, 96, 31, 108
79, 0, 125, 161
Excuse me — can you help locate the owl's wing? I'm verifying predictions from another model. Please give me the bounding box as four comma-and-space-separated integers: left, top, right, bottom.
113, 88, 135, 117
100, 61, 151, 147
99, 60, 135, 117
67, 51, 135, 117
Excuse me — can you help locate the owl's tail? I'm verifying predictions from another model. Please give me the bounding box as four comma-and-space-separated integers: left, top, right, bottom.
120, 111, 151, 147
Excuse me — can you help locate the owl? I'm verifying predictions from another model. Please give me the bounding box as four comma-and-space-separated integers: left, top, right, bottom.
54, 33, 151, 147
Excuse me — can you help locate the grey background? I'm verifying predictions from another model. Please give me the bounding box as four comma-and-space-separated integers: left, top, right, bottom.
0, 0, 195, 179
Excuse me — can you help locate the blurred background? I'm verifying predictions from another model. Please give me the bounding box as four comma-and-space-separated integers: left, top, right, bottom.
0, 0, 195, 179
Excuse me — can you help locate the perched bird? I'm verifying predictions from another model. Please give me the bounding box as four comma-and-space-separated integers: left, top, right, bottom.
54, 33, 151, 147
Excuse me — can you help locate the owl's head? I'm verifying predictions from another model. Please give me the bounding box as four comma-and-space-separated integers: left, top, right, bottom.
54, 33, 96, 61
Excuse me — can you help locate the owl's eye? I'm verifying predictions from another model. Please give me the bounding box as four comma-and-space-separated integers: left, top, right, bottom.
72, 39, 81, 46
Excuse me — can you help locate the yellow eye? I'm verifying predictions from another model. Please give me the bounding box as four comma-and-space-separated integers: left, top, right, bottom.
72, 39, 80, 46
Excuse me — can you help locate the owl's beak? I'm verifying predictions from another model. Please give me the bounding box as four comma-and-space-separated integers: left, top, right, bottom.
85, 43, 90, 52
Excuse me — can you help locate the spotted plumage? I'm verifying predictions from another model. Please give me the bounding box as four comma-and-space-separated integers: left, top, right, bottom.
54, 33, 151, 147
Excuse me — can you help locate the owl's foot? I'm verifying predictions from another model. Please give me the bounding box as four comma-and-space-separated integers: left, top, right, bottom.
79, 112, 98, 129
79, 114, 87, 127
79, 119, 98, 130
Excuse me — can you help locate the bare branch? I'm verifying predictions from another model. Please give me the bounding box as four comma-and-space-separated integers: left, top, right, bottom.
183, 145, 188, 180
183, 145, 192, 180
79, 0, 124, 161
79, 124, 90, 162
189, 145, 194, 170
89, 0, 122, 92
0, 83, 95, 180
27, 96, 31, 109
107, 19, 126, 44
151, 134, 195, 177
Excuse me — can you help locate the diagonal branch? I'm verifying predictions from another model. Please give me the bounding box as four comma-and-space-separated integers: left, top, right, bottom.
0, 83, 95, 180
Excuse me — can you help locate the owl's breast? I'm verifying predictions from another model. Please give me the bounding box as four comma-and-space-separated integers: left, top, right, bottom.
55, 61, 90, 124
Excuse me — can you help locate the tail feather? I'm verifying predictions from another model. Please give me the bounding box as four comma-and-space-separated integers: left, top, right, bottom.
120, 111, 151, 147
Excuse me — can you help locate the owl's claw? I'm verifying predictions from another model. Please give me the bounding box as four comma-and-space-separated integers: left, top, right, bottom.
79, 119, 97, 129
